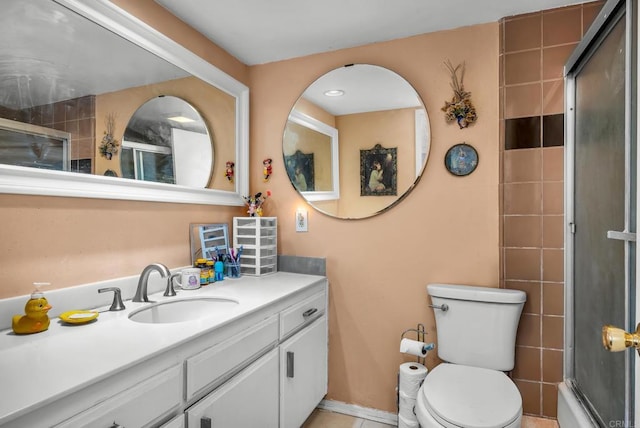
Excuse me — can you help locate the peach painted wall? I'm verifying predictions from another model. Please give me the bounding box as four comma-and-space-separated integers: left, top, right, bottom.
110, 0, 249, 86
0, 197, 240, 298
0, 1, 248, 298
295, 98, 337, 128
249, 23, 499, 411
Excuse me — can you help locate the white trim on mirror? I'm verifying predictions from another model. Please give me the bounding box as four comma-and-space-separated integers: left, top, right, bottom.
288, 110, 340, 202
415, 109, 431, 177
0, 0, 249, 206
0, 164, 244, 205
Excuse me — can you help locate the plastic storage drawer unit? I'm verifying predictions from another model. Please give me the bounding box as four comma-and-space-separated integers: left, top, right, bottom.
233, 217, 277, 276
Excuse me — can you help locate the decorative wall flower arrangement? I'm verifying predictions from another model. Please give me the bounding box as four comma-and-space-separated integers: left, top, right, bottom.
99, 113, 120, 160
441, 60, 477, 129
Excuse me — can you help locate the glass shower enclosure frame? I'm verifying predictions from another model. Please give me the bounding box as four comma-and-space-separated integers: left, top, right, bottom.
563, 0, 637, 426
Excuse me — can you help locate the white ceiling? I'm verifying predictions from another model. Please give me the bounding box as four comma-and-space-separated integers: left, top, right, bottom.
155, 0, 586, 66
300, 64, 423, 116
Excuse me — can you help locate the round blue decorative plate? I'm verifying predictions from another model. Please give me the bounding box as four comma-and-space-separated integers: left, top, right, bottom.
444, 143, 478, 176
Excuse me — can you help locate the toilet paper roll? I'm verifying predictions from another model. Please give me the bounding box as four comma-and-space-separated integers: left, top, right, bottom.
398, 390, 417, 421
400, 338, 428, 357
398, 362, 427, 399
398, 413, 420, 428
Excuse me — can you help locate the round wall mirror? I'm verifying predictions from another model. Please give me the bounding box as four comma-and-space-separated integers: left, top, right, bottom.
283, 64, 431, 219
122, 96, 213, 187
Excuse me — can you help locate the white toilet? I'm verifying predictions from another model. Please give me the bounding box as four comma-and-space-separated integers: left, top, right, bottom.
415, 283, 527, 428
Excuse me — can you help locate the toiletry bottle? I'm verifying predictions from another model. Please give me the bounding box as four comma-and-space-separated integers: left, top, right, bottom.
195, 258, 209, 285
214, 256, 225, 281
12, 283, 52, 335
207, 260, 215, 284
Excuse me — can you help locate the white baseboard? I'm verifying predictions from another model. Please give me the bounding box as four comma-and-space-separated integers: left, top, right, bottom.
317, 399, 399, 425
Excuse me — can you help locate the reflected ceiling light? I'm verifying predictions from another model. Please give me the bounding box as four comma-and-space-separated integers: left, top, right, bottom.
324, 89, 344, 97
167, 115, 195, 123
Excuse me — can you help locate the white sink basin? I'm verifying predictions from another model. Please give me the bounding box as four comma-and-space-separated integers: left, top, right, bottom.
128, 297, 239, 324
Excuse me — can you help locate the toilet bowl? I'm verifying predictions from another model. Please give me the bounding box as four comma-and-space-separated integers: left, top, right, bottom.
415, 284, 526, 428
415, 363, 522, 428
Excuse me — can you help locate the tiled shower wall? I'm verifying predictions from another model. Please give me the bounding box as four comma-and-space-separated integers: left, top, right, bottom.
499, 1, 603, 418
27, 96, 97, 173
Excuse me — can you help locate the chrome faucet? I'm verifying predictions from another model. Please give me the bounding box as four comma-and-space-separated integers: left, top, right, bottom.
133, 263, 171, 303
165, 273, 180, 297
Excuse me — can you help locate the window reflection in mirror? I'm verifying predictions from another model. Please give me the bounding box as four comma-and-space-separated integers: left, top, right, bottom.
0, 118, 71, 171
283, 64, 431, 219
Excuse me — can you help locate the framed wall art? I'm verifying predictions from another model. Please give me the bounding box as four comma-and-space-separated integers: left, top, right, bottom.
360, 144, 397, 196
444, 143, 478, 176
285, 150, 315, 192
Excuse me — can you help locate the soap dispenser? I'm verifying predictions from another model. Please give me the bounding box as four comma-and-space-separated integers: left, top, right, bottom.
12, 283, 52, 335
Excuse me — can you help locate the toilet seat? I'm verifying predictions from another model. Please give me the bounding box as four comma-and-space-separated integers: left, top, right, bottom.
420, 363, 522, 428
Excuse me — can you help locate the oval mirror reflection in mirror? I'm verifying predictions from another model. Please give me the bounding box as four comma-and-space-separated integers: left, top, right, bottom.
283, 64, 431, 219
122, 96, 213, 187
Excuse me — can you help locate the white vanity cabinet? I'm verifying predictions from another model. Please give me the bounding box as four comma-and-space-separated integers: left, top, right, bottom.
186, 348, 280, 428
184, 289, 328, 428
184, 315, 279, 403
53, 364, 183, 428
280, 315, 328, 428
278, 291, 329, 428
0, 275, 328, 428
160, 415, 186, 428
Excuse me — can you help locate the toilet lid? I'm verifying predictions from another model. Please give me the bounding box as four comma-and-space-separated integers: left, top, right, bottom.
422, 363, 521, 428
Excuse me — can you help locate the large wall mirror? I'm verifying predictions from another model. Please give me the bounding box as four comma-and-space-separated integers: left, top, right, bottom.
0, 0, 248, 205
283, 64, 431, 219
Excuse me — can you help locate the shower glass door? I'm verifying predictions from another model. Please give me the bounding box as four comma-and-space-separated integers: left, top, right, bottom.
567, 2, 635, 426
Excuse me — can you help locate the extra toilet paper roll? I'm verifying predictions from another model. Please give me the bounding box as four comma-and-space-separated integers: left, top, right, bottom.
398, 413, 420, 428
398, 390, 417, 421
398, 362, 428, 399
400, 338, 428, 357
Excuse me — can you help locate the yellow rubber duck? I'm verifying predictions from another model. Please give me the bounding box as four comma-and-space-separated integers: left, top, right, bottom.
12, 291, 52, 335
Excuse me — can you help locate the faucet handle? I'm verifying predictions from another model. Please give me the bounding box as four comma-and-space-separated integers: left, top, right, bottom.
98, 287, 126, 311
164, 273, 180, 297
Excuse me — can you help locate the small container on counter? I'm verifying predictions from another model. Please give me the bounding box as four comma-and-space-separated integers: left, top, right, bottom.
195, 258, 209, 285
207, 260, 215, 284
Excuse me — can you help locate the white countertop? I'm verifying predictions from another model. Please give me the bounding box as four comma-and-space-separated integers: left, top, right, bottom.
0, 272, 325, 425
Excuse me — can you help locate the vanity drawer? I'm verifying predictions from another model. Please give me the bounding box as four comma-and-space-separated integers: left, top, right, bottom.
54, 364, 182, 428
185, 315, 279, 401
280, 291, 326, 340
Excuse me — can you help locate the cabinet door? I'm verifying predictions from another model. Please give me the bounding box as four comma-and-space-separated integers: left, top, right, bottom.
280, 315, 328, 428
186, 348, 279, 428
53, 364, 182, 428
160, 414, 185, 428
185, 315, 278, 402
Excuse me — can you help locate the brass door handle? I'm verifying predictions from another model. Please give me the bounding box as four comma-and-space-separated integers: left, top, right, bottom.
602, 324, 640, 354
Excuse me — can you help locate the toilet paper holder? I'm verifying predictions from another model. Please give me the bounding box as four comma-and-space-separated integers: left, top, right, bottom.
401, 323, 427, 365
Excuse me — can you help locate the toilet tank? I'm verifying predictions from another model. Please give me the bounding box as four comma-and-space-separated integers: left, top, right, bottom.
427, 283, 526, 371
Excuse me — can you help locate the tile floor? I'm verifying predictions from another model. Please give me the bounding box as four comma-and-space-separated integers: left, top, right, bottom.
302, 409, 393, 428
302, 409, 560, 427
